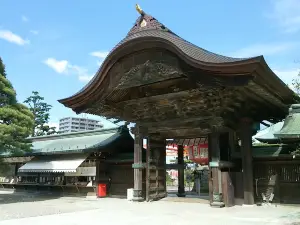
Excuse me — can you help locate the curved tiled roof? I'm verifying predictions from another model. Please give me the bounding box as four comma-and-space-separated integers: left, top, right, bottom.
73, 12, 251, 98
120, 14, 247, 64
274, 104, 300, 139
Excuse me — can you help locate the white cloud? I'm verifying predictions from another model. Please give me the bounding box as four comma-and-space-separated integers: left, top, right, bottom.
78, 75, 93, 82
90, 51, 109, 59
43, 58, 69, 73
90, 51, 109, 66
232, 42, 295, 58
267, 0, 300, 33
0, 29, 29, 45
43, 57, 94, 82
22, 16, 29, 22
30, 30, 39, 35
273, 68, 300, 85
47, 122, 59, 131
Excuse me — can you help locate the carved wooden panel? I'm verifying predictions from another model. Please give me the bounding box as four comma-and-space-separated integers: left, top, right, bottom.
117, 60, 184, 89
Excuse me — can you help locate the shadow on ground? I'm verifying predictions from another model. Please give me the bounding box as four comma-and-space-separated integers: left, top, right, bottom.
0, 191, 62, 205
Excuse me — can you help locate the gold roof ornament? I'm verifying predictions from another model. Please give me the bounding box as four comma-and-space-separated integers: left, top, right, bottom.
135, 4, 144, 15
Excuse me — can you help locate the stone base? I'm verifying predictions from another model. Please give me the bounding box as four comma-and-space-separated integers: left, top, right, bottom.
210, 201, 225, 208
132, 197, 145, 202
132, 189, 144, 202
176, 193, 186, 197
242, 204, 255, 207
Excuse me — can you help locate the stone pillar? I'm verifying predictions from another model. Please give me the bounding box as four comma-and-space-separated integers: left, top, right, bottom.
177, 145, 186, 197
132, 125, 144, 202
209, 132, 225, 207
240, 118, 254, 205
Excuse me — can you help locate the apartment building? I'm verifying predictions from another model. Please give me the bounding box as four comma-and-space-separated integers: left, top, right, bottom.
59, 117, 103, 133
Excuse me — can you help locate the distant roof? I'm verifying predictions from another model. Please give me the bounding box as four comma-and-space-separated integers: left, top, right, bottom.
252, 144, 293, 158
253, 122, 284, 144
274, 104, 300, 140
26, 126, 133, 156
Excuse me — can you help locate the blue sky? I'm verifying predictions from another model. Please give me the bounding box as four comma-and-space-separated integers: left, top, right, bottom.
1, 0, 300, 129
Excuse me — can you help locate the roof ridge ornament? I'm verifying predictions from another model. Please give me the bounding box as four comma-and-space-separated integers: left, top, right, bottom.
135, 4, 147, 27
135, 4, 145, 16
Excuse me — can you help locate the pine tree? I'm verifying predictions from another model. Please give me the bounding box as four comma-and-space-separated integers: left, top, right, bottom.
0, 58, 34, 155
24, 91, 57, 136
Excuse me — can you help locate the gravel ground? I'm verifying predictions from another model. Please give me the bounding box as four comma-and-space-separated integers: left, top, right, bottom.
0, 191, 300, 225
0, 191, 102, 220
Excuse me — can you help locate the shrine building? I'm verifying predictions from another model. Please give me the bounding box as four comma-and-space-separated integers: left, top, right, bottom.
58, 5, 299, 206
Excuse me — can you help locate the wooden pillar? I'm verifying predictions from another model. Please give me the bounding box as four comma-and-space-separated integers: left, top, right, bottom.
208, 132, 225, 207
240, 118, 254, 205
177, 145, 186, 197
132, 125, 144, 201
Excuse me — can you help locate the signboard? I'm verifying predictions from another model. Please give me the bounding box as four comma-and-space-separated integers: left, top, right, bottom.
188, 144, 209, 165
65, 167, 96, 177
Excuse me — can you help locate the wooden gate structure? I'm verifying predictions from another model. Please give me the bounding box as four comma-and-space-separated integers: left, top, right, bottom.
58, 5, 299, 206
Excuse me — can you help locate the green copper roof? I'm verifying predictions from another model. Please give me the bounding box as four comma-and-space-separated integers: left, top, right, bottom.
253, 122, 283, 144
274, 104, 300, 139
25, 126, 133, 156
252, 144, 292, 157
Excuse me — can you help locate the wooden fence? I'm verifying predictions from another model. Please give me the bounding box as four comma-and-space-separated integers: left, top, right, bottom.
253, 160, 300, 204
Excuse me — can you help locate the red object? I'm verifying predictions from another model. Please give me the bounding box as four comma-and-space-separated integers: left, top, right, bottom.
188, 144, 209, 165
97, 184, 107, 197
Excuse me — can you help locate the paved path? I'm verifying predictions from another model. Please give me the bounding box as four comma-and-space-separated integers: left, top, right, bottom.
0, 191, 299, 225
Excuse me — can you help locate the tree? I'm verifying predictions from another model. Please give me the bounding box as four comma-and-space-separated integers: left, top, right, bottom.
0, 57, 6, 78
291, 61, 300, 94
0, 57, 34, 155
290, 63, 300, 156
24, 91, 57, 136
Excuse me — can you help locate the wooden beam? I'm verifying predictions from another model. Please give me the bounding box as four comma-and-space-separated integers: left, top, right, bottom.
261, 121, 271, 127
116, 89, 196, 106
165, 164, 183, 170
140, 116, 215, 127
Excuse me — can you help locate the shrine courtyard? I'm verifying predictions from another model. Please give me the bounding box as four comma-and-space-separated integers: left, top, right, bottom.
0, 191, 300, 225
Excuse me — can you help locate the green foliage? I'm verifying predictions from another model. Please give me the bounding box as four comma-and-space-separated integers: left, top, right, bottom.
0, 58, 34, 155
292, 67, 300, 94
0, 57, 6, 78
24, 91, 57, 136
290, 67, 300, 156
291, 145, 300, 156
185, 169, 193, 181
0, 158, 9, 174
166, 172, 173, 184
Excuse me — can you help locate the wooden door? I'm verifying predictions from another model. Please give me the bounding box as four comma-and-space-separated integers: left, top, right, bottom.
146, 136, 167, 201
222, 172, 235, 207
